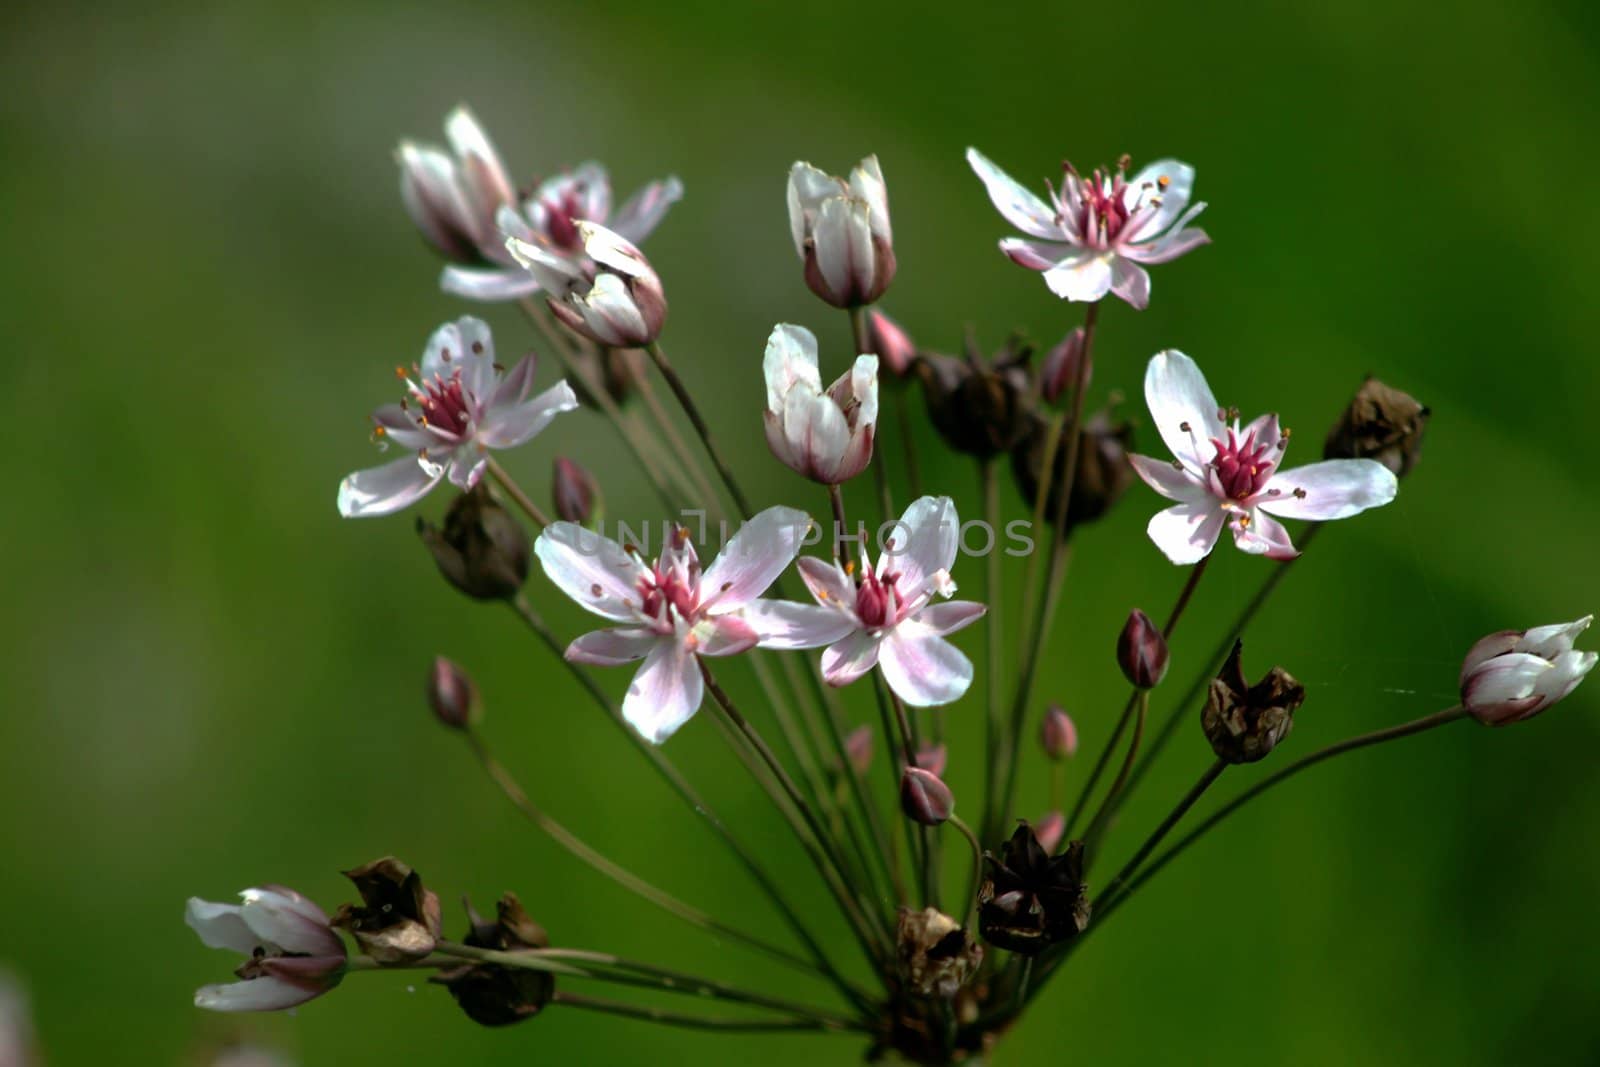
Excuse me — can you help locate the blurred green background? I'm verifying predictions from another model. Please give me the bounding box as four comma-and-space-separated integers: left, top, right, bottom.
5, 0, 1599, 1063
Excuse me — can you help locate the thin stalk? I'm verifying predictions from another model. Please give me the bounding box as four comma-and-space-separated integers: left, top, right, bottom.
885, 680, 936, 909
623, 348, 726, 520
1015, 409, 1065, 641
485, 457, 550, 530
892, 386, 923, 498
827, 484, 850, 559
947, 814, 985, 930
850, 306, 895, 525
1096, 758, 1226, 911
979, 456, 1005, 845
552, 992, 862, 1034
1080, 690, 1149, 850
462, 730, 811, 973
873, 677, 925, 902
645, 340, 754, 519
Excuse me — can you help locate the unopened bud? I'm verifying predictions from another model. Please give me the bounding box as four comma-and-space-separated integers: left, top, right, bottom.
900, 766, 954, 826
332, 857, 443, 964
1323, 376, 1430, 479
788, 157, 895, 309
1034, 810, 1066, 853
896, 907, 982, 999
1460, 616, 1595, 726
844, 725, 873, 776
915, 743, 948, 778
1040, 327, 1090, 404
1040, 705, 1078, 760
1011, 408, 1133, 532
551, 457, 599, 524
865, 309, 917, 379
417, 483, 530, 601
1201, 641, 1305, 763
1117, 609, 1169, 689
428, 657, 480, 731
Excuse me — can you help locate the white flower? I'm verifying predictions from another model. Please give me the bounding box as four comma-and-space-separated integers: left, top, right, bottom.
787, 156, 895, 308
535, 507, 837, 743
794, 496, 987, 707
1128, 351, 1398, 564
506, 223, 667, 348
185, 886, 346, 1012
398, 106, 518, 264
337, 317, 578, 518
966, 147, 1209, 309
1460, 616, 1596, 725
762, 324, 879, 485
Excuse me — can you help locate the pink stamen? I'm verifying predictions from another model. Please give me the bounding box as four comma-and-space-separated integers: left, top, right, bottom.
1209, 429, 1277, 501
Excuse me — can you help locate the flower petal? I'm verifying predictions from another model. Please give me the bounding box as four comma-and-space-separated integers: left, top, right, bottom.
1230, 510, 1299, 560
797, 556, 856, 610
693, 614, 760, 658
479, 379, 579, 450
1123, 224, 1211, 265
489, 352, 538, 409
1255, 459, 1397, 521
1146, 501, 1226, 565
534, 523, 650, 621
966, 147, 1063, 240
623, 640, 704, 744
880, 496, 959, 596
849, 155, 891, 241
879, 622, 974, 707
1109, 257, 1151, 310
787, 162, 841, 254
337, 455, 443, 518
1144, 350, 1225, 469
763, 324, 823, 414
1000, 237, 1075, 271
814, 196, 874, 303
1042, 253, 1114, 302
1518, 616, 1593, 659
241, 888, 341, 958
1129, 452, 1207, 503
567, 627, 659, 666
185, 899, 256, 954
440, 265, 541, 302
821, 630, 881, 687
701, 506, 813, 608
1126, 159, 1195, 237
194, 978, 321, 1013
1464, 652, 1548, 709
915, 600, 986, 637
610, 176, 684, 244
742, 600, 858, 650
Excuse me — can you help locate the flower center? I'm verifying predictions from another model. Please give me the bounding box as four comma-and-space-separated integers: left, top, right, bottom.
1058, 158, 1168, 248
413, 369, 474, 437
638, 539, 701, 624
856, 570, 900, 630
1209, 428, 1277, 501
542, 187, 589, 252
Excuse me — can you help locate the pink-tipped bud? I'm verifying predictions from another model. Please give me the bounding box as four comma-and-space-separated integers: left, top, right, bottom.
1040, 705, 1078, 760
1460, 616, 1595, 726
914, 743, 947, 778
865, 309, 917, 379
1117, 609, 1169, 690
788, 157, 895, 309
844, 725, 874, 776
1040, 327, 1090, 404
551, 457, 598, 524
1034, 810, 1066, 853
428, 657, 480, 731
900, 766, 953, 826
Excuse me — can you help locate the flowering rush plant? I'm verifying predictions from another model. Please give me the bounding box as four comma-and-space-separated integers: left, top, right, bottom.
189, 106, 1595, 1063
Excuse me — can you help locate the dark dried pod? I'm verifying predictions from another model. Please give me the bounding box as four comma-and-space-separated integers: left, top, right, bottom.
914, 333, 1034, 458
417, 482, 530, 601
332, 857, 443, 964
431, 893, 553, 1027
1201, 640, 1305, 763
1010, 408, 1134, 531
1323, 376, 1430, 479
976, 824, 1089, 955
896, 907, 982, 999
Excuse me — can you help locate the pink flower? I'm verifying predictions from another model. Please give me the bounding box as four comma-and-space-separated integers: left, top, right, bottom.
966, 148, 1209, 309
506, 223, 668, 348
337, 317, 578, 518
186, 886, 346, 1012
535, 507, 836, 743
1128, 351, 1398, 564
1460, 616, 1595, 726
762, 324, 879, 485
795, 496, 986, 707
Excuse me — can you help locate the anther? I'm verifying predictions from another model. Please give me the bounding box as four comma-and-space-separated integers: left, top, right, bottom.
1293, 487, 1308, 499
1158, 175, 1171, 190
590, 583, 602, 596
440, 347, 452, 362
471, 341, 484, 354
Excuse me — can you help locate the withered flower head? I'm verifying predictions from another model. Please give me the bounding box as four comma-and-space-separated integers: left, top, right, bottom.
331, 857, 442, 964
1010, 408, 1134, 532
976, 825, 1090, 955
1323, 376, 1430, 479
431, 893, 553, 1027
1201, 641, 1305, 763
896, 907, 983, 999
914, 332, 1034, 458
417, 482, 530, 601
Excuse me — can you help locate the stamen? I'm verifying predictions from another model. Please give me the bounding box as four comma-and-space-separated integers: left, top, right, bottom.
471, 341, 484, 354
1293, 488, 1308, 499
1158, 174, 1171, 190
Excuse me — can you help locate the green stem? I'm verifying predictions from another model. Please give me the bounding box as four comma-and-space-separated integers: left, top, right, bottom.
645, 340, 754, 519
485, 457, 550, 530
947, 814, 985, 930
552, 992, 862, 1034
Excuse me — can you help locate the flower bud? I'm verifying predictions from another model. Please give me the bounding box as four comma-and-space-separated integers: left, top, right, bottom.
1460, 616, 1595, 726
1033, 810, 1066, 853
844, 725, 874, 777
1040, 705, 1078, 760
900, 766, 954, 826
417, 483, 530, 601
1323, 376, 1430, 479
762, 324, 879, 485
1040, 327, 1090, 404
1117, 609, 1169, 690
914, 743, 948, 778
507, 223, 667, 348
186, 886, 346, 1013
864, 309, 917, 380
915, 333, 1034, 458
0, 971, 34, 1066
332, 857, 443, 964
1010, 408, 1133, 532
428, 656, 480, 731
1201, 641, 1305, 763
396, 107, 515, 265
551, 457, 599, 524
976, 825, 1089, 955
788, 156, 895, 309
896, 907, 982, 999
431, 893, 553, 1027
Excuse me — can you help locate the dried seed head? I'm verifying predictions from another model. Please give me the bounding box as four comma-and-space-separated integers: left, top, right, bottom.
914, 335, 1034, 458
900, 766, 954, 826
976, 825, 1090, 955
332, 857, 443, 964
1323, 376, 1430, 479
1010, 408, 1134, 533
417, 483, 530, 601
896, 907, 983, 999
1117, 609, 1169, 690
1201, 641, 1305, 763
427, 656, 480, 731
431, 892, 553, 1026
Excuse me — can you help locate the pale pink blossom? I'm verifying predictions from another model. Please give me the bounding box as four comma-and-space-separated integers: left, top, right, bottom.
966, 147, 1208, 309
1460, 616, 1595, 726
535, 507, 837, 743
795, 496, 986, 707
763, 324, 879, 485
506, 223, 667, 348
186, 886, 346, 1012
1128, 351, 1397, 564
787, 156, 895, 308
337, 317, 578, 518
